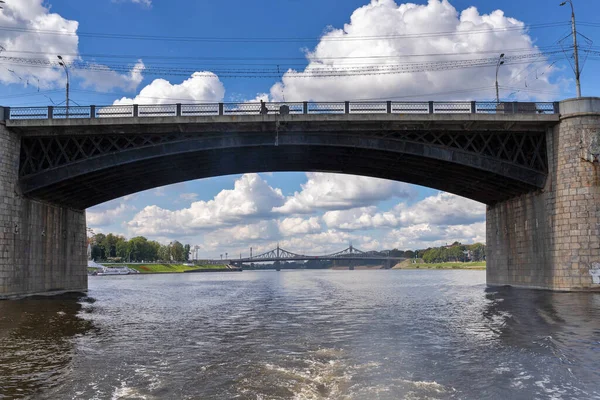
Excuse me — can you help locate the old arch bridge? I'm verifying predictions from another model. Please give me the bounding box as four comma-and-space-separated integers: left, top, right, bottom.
1, 98, 599, 298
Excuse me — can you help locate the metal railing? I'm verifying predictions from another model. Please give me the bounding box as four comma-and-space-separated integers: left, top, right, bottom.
4, 101, 560, 120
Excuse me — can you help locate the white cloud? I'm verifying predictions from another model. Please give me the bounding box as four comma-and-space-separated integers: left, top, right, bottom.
267, 0, 558, 102
77, 60, 145, 92
87, 202, 135, 227
132, 0, 152, 7
323, 192, 485, 231
0, 1, 144, 92
127, 174, 284, 236
112, 0, 152, 7
323, 206, 399, 230
384, 221, 486, 250
180, 193, 199, 201
274, 173, 414, 214
114, 72, 226, 105
278, 217, 322, 236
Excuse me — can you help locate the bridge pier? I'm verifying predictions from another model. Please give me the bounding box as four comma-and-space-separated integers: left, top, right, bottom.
488, 98, 600, 291
0, 122, 87, 299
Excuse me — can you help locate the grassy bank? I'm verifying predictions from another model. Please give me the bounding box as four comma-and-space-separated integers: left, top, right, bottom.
393, 259, 486, 270
101, 263, 228, 274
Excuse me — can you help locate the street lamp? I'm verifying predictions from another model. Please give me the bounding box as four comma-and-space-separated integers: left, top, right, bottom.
57, 55, 70, 118
495, 53, 505, 104
560, 0, 582, 97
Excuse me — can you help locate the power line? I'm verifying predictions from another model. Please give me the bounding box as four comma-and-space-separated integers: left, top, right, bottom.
0, 50, 566, 79
0, 21, 571, 43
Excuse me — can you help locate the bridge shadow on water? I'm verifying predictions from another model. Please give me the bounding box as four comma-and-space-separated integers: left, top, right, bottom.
0, 293, 97, 399
482, 286, 600, 380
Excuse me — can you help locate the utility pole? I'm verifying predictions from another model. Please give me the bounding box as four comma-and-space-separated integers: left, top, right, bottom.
57, 55, 70, 118
560, 1, 581, 97
495, 53, 505, 104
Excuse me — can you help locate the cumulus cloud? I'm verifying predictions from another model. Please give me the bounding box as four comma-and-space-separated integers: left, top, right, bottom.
0, 1, 144, 91
87, 202, 135, 227
384, 221, 486, 250
127, 174, 284, 236
78, 60, 145, 92
278, 217, 322, 236
267, 0, 558, 101
323, 192, 485, 231
274, 173, 415, 214
114, 72, 226, 105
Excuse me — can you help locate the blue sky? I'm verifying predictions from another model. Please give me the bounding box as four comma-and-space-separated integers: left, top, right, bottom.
1, 0, 599, 258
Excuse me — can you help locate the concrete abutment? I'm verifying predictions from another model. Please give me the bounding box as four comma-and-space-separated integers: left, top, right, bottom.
487, 98, 600, 291
0, 123, 87, 299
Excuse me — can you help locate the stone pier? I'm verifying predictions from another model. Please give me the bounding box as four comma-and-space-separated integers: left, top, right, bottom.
0, 123, 87, 299
487, 97, 600, 291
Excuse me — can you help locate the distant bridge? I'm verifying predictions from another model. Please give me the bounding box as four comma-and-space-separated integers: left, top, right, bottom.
202, 245, 406, 270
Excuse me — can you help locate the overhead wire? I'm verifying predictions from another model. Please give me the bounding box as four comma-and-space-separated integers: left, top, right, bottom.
0, 21, 571, 43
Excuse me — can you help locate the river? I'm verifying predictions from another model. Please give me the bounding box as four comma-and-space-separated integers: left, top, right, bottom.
1, 270, 599, 399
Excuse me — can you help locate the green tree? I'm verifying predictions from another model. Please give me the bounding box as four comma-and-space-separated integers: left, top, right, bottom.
157, 244, 170, 262
116, 239, 131, 261
469, 243, 486, 261
446, 246, 464, 262
184, 244, 191, 261
171, 241, 185, 262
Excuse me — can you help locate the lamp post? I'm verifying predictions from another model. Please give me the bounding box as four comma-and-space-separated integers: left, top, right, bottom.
560, 0, 581, 98
57, 55, 70, 118
495, 53, 505, 104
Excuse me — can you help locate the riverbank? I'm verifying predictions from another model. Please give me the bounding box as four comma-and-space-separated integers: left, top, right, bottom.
392, 259, 486, 270
100, 263, 228, 274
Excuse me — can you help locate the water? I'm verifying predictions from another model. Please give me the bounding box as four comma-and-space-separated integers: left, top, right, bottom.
1, 270, 599, 399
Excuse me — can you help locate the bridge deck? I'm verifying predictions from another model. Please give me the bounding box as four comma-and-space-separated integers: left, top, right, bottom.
6, 112, 559, 134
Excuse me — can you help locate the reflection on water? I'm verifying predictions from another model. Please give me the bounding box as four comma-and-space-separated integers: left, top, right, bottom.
0, 270, 599, 399
0, 293, 95, 398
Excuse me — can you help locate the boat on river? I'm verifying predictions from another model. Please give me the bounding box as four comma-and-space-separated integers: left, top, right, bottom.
96, 267, 132, 276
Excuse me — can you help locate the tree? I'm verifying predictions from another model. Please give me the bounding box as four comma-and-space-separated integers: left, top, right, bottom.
171, 241, 185, 262
469, 243, 486, 262
91, 233, 106, 260
184, 244, 191, 261
116, 239, 131, 261
158, 244, 170, 262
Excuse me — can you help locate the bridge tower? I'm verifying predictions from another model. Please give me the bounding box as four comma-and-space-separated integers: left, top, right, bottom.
0, 109, 87, 298
488, 98, 600, 290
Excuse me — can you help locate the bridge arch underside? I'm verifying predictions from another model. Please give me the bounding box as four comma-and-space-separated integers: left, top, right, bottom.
18, 129, 548, 209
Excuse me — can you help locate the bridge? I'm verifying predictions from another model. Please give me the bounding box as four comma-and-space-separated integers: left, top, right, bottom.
0, 97, 599, 298
212, 245, 405, 270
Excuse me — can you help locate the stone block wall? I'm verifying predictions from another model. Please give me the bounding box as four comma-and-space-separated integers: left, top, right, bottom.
488, 98, 600, 291
0, 123, 87, 299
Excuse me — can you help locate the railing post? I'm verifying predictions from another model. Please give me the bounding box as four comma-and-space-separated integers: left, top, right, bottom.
553, 101, 560, 114
470, 101, 477, 114
219, 103, 224, 116
2, 106, 10, 120
303, 101, 308, 114
511, 102, 518, 114
428, 101, 434, 114
90, 105, 96, 119
387, 101, 392, 114
176, 103, 182, 117
345, 101, 350, 114
133, 104, 139, 117
48, 106, 53, 119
